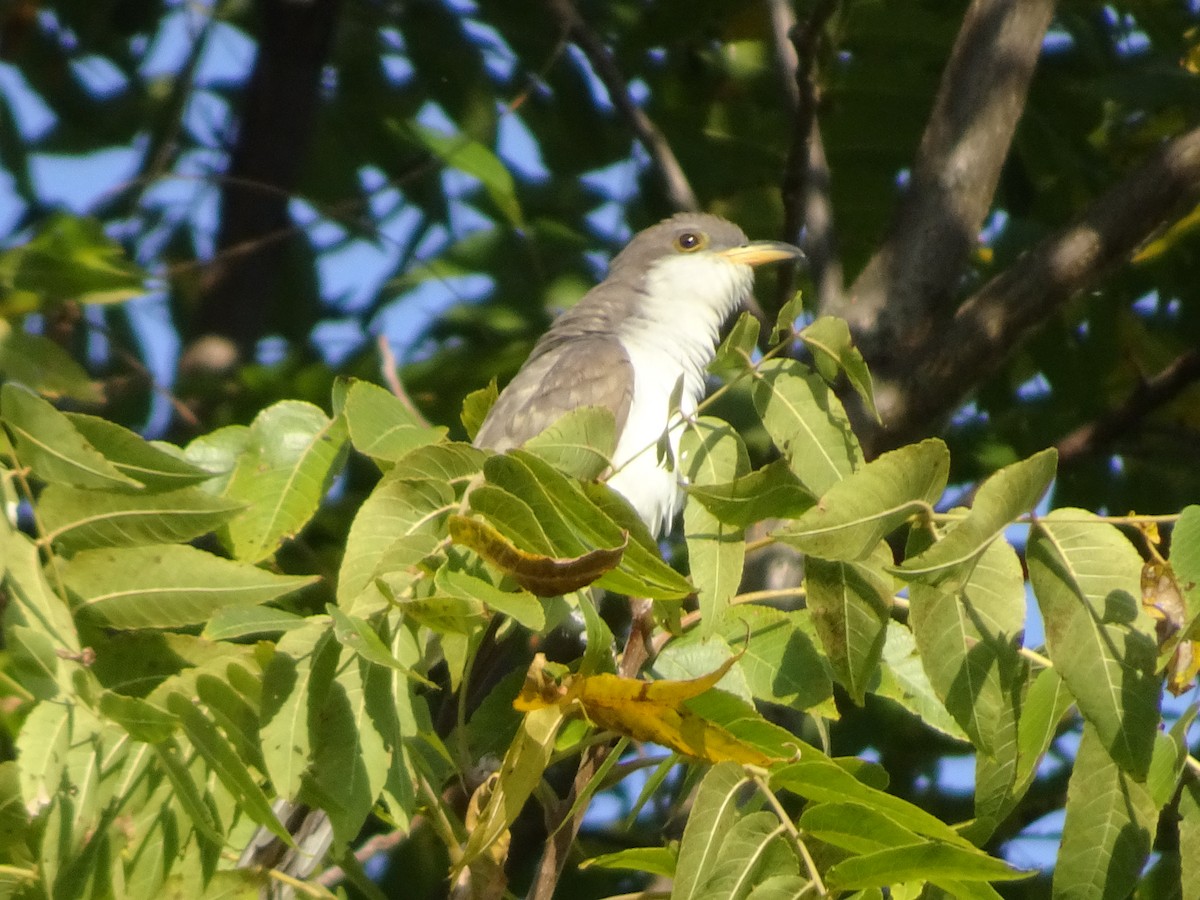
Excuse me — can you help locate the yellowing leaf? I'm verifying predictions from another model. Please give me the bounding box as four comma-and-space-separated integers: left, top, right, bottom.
513, 654, 786, 766
449, 514, 626, 596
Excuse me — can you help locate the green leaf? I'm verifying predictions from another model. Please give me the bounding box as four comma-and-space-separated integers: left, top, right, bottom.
777, 439, 949, 561
907, 539, 1026, 753
200, 606, 307, 640
221, 401, 348, 562
583, 846, 676, 877
1027, 509, 1160, 778
798, 315, 879, 421
685, 458, 814, 528
481, 451, 693, 600
15, 700, 72, 816
67, 414, 213, 490
342, 378, 447, 464
0, 327, 100, 402
457, 705, 565, 873
260, 620, 338, 801
1181, 779, 1200, 900
691, 809, 799, 899
434, 566, 545, 630
98, 691, 178, 743
824, 841, 1025, 891
461, 378, 499, 441
309, 653, 391, 845
681, 418, 748, 635
803, 544, 893, 704
710, 311, 760, 375
166, 693, 291, 843
326, 605, 435, 684
62, 544, 317, 629
771, 291, 806, 344
1, 524, 80, 657
0, 763, 28, 851
897, 449, 1056, 589
408, 122, 524, 227
1053, 722, 1157, 900
673, 762, 750, 900
876, 622, 970, 742
1, 382, 142, 490
151, 738, 224, 845
1169, 504, 1200, 639
800, 801, 921, 853
338, 474, 454, 609
523, 406, 617, 481
751, 359, 862, 495
772, 758, 972, 848
38, 485, 244, 551
0, 212, 146, 311
717, 605, 833, 712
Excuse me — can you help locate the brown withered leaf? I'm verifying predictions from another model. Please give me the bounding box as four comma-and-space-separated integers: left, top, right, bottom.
449, 514, 626, 596
1141, 559, 1200, 695
513, 653, 789, 767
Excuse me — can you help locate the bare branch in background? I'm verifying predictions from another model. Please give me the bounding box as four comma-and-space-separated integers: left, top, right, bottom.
194, 0, 344, 355
544, 0, 699, 213
771, 0, 842, 314
839, 0, 1056, 376
1055, 350, 1200, 464
870, 124, 1200, 450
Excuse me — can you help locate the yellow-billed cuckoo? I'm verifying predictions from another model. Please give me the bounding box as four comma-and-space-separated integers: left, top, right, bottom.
475, 212, 802, 534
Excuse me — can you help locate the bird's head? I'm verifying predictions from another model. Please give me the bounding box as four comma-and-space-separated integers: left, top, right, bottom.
608, 212, 803, 336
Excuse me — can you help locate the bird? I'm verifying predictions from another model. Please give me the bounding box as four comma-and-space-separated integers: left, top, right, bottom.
474, 212, 803, 535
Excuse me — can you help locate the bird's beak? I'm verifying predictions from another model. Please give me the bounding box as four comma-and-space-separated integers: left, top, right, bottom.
717, 241, 805, 267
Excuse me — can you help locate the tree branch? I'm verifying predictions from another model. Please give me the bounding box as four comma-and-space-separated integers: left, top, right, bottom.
771, 0, 843, 314
867, 124, 1200, 450
1055, 350, 1200, 464
193, 0, 343, 353
837, 0, 1056, 361
543, 0, 698, 213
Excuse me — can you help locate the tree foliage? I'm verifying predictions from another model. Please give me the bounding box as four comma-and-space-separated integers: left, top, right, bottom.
0, 1, 1199, 898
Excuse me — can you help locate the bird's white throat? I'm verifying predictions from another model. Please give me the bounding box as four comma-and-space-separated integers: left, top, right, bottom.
607, 254, 754, 534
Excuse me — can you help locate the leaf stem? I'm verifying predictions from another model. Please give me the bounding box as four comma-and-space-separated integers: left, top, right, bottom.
750, 769, 828, 897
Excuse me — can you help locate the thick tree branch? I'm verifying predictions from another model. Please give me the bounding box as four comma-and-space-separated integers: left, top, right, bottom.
543, 0, 698, 213
837, 0, 1056, 362
1055, 350, 1200, 463
771, 0, 843, 314
193, 0, 343, 353
868, 124, 1200, 450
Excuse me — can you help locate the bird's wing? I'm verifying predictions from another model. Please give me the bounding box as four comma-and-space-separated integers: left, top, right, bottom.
473, 335, 634, 452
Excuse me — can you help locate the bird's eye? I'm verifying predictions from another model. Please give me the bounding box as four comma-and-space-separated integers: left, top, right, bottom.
674, 231, 707, 253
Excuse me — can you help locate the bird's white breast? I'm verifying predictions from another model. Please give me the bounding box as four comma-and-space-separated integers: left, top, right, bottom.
606, 255, 753, 535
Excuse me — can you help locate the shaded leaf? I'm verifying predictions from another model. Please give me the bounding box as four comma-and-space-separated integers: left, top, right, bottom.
0, 327, 100, 402
685, 458, 814, 528
897, 449, 1056, 589
804, 544, 893, 704
1027, 509, 1160, 777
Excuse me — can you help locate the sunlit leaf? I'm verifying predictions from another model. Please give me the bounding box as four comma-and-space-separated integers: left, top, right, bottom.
62, 544, 317, 629
751, 359, 862, 495
0, 326, 100, 402
685, 458, 814, 528
798, 315, 879, 421
523, 405, 616, 481
777, 439, 949, 561
1053, 723, 1156, 900
342, 377, 446, 464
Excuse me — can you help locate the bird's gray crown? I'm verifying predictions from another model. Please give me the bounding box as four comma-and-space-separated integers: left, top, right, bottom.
608, 213, 750, 275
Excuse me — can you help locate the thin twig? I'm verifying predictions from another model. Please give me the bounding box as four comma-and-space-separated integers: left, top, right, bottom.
375, 333, 430, 424
542, 0, 698, 212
